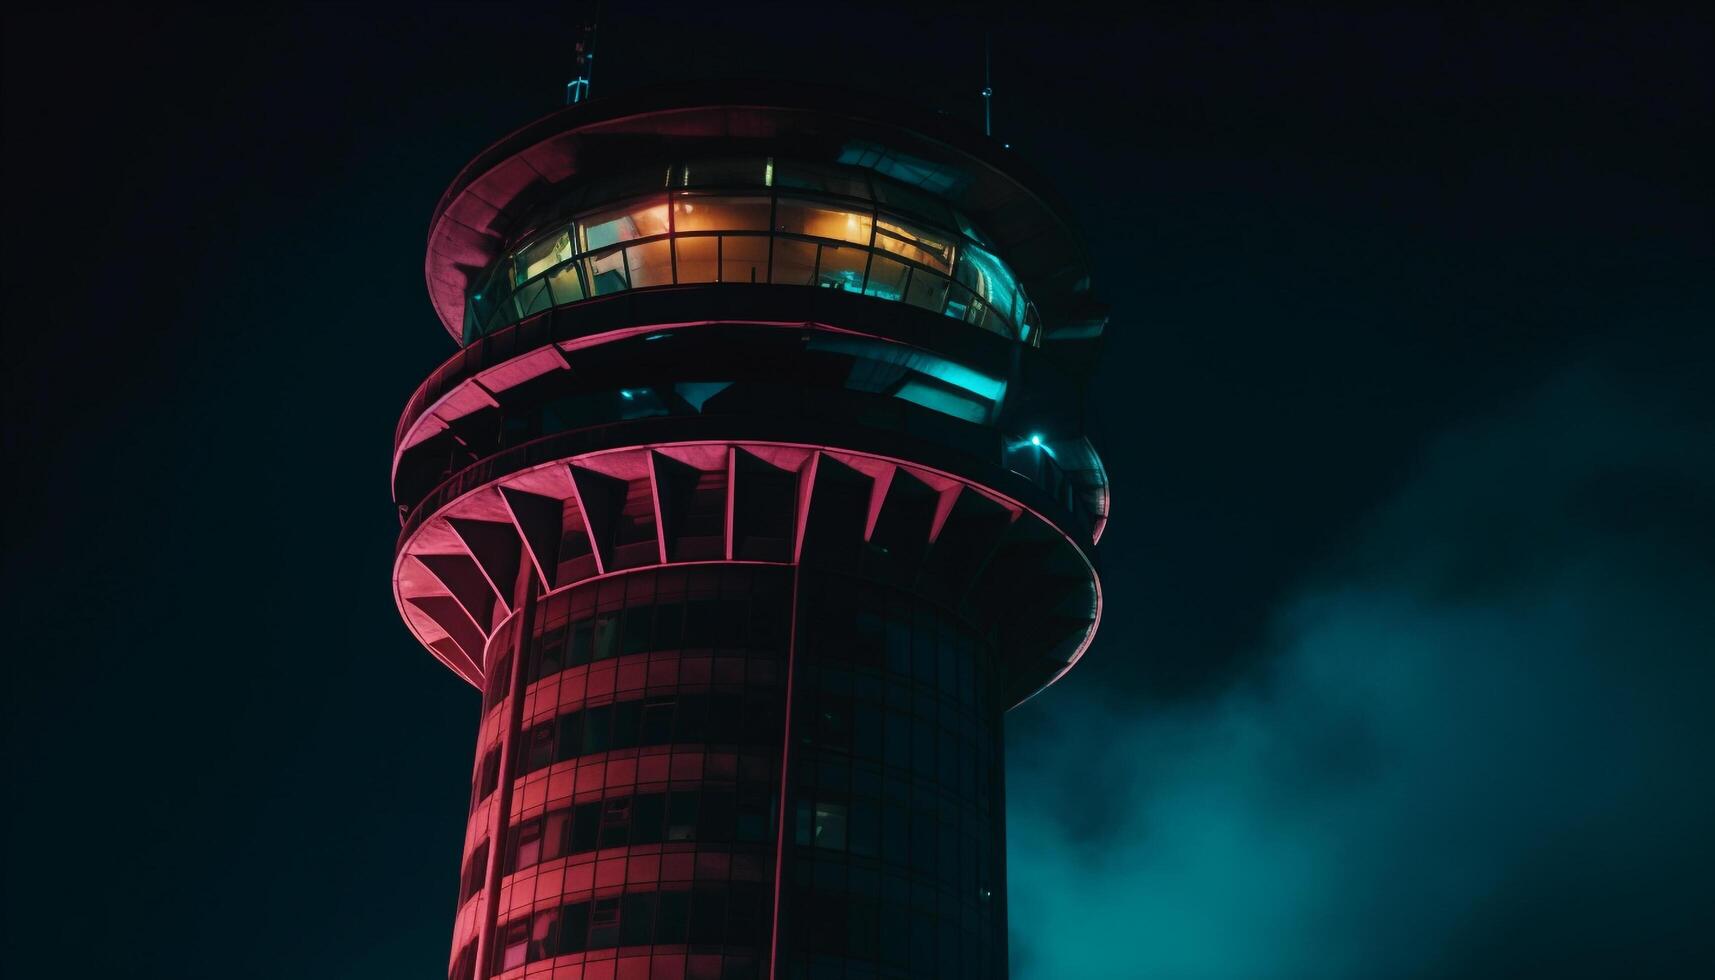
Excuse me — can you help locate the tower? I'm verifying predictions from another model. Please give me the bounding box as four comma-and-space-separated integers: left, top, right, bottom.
392, 83, 1108, 980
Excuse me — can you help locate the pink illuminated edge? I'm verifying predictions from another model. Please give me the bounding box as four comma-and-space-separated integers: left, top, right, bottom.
392, 440, 1103, 707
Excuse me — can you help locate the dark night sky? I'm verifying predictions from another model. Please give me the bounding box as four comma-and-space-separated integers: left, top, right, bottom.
3, 3, 1711, 977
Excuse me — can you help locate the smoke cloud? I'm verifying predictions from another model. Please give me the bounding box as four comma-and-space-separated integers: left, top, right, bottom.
1008, 360, 1715, 978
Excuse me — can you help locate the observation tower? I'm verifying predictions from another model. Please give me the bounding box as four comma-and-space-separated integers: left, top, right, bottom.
391, 82, 1109, 980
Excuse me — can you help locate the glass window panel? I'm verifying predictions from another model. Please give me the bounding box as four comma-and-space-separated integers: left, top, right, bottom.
875, 218, 953, 274
673, 194, 770, 232
721, 235, 768, 284
517, 228, 574, 282
641, 699, 675, 744
570, 620, 593, 665
667, 790, 699, 841
516, 819, 543, 869
655, 891, 690, 943
556, 711, 583, 760
943, 282, 974, 322
546, 262, 584, 305
684, 599, 717, 644
965, 298, 1005, 337
812, 806, 847, 851
579, 200, 669, 252
525, 723, 555, 771
514, 278, 551, 318
572, 802, 600, 853
500, 920, 528, 970
558, 901, 590, 954
620, 893, 656, 946
863, 256, 909, 302
625, 240, 672, 289
534, 626, 566, 681
588, 897, 621, 949
675, 236, 719, 283
700, 790, 737, 840
585, 248, 629, 296
599, 797, 631, 847
688, 888, 728, 945
850, 800, 879, 857
816, 243, 868, 292
737, 791, 771, 842
529, 906, 560, 962
954, 242, 1019, 328
544, 810, 572, 862
775, 198, 872, 244
655, 602, 684, 647
593, 612, 619, 660
770, 239, 816, 285
584, 704, 613, 753
903, 271, 949, 314
611, 699, 642, 749
632, 792, 666, 844
622, 606, 653, 655
675, 694, 709, 741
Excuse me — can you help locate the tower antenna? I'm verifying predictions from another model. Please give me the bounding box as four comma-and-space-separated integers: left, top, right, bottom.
565, 16, 599, 104
981, 32, 993, 137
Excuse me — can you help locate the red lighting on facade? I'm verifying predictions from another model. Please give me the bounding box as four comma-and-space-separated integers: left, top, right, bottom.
393, 83, 1108, 979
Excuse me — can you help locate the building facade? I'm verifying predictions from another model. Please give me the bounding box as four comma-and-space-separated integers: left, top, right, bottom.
391, 83, 1108, 980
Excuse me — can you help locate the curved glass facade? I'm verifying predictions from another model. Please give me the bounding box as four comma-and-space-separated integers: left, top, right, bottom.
464, 158, 1041, 346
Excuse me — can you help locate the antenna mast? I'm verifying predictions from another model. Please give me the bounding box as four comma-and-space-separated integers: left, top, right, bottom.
566, 18, 599, 104
981, 33, 993, 137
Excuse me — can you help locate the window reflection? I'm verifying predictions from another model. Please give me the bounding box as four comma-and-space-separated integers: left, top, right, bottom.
674, 194, 769, 233
464, 160, 1043, 347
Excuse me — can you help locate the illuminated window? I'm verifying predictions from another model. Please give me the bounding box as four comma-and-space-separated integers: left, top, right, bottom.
875, 217, 953, 273
469, 161, 1041, 343
516, 229, 573, 282
625, 240, 673, 289
812, 806, 847, 851
674, 236, 719, 283
816, 243, 869, 292
673, 194, 770, 233
584, 248, 628, 295
578, 200, 669, 251
721, 235, 769, 283
775, 198, 872, 244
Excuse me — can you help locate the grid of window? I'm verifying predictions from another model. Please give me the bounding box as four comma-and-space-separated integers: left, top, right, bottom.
504, 784, 777, 875
779, 571, 1007, 977
513, 692, 785, 779
464, 158, 1040, 346
491, 883, 770, 974
523, 565, 791, 689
